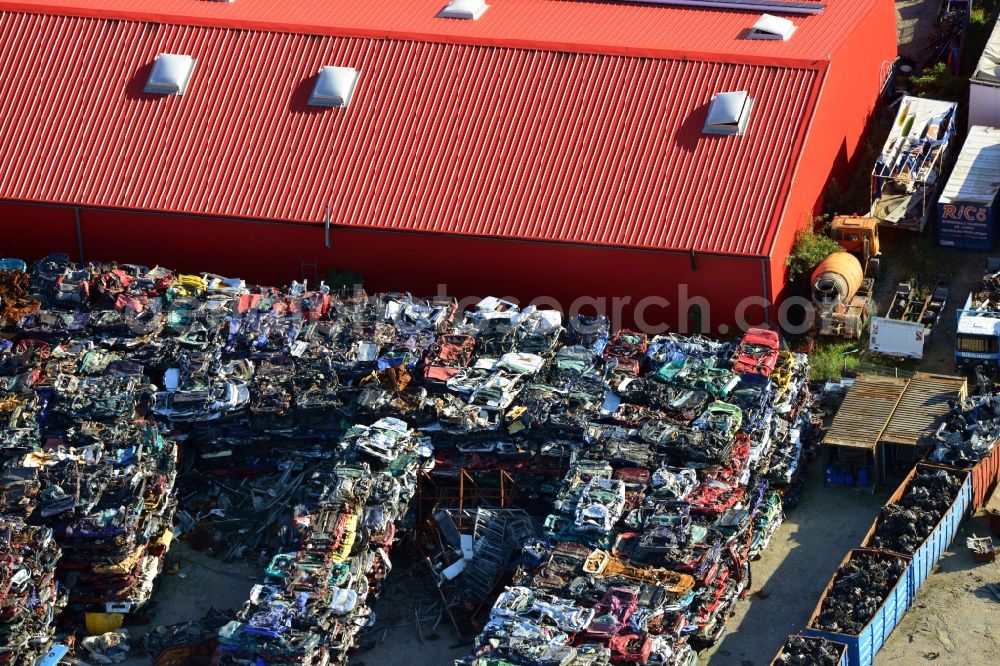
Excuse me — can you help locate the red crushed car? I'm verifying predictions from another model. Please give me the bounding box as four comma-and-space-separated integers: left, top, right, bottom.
584, 586, 639, 639
424, 334, 476, 383
603, 330, 649, 376
730, 327, 779, 377
608, 633, 652, 664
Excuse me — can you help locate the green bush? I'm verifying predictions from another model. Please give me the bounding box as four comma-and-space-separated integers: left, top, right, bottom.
786, 226, 841, 283
910, 62, 966, 101
808, 341, 858, 382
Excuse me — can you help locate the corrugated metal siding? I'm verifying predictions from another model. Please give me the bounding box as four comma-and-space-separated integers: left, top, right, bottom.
931, 441, 1000, 511
14, 205, 763, 329
880, 373, 967, 448
0, 11, 821, 255
939, 125, 1000, 205
823, 371, 965, 454
972, 13, 1000, 84
0, 0, 882, 63
823, 375, 908, 450
763, 0, 899, 299
970, 445, 1000, 511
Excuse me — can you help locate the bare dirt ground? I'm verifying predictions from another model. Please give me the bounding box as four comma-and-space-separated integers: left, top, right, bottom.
832, 241, 1000, 666
110, 461, 895, 666
352, 560, 469, 665
120, 541, 259, 665
352, 455, 902, 666
115, 538, 471, 665
701, 461, 893, 665
896, 0, 941, 64
700, 213, 997, 664
359, 3, 1000, 663
353, 620, 467, 666
119, 240, 994, 666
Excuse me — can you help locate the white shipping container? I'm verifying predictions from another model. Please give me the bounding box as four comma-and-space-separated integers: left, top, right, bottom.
970, 16, 1000, 127
869, 316, 926, 359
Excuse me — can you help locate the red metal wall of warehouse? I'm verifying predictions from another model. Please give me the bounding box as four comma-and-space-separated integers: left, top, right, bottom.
0, 203, 767, 333
765, 0, 898, 303
0, 202, 79, 259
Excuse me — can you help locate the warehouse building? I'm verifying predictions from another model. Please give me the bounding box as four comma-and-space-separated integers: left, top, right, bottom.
0, 0, 896, 331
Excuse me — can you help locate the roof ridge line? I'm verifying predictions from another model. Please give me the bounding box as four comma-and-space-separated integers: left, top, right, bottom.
0, 1, 827, 69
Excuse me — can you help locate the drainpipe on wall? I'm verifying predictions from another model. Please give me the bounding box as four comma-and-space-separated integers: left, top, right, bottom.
75, 207, 85, 263
324, 204, 332, 249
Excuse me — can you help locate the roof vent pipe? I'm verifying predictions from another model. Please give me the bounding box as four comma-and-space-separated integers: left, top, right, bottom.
308, 67, 360, 109
144, 53, 196, 95
747, 14, 796, 40
438, 0, 489, 20
703, 91, 754, 136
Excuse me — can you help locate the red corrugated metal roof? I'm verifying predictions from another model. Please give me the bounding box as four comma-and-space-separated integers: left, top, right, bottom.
0, 10, 823, 256
0, 13, 821, 254
0, 0, 877, 64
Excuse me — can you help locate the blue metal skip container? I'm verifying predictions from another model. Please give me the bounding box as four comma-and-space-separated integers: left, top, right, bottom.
861, 464, 972, 596
770, 634, 848, 666
803, 549, 912, 666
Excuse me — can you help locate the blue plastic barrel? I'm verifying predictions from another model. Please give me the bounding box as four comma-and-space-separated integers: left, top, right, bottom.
858, 468, 870, 487
843, 473, 854, 486
826, 466, 837, 485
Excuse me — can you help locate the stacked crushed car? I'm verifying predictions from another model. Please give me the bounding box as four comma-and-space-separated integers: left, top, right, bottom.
0, 255, 816, 664
216, 419, 432, 665
0, 518, 62, 665
462, 330, 814, 665
20, 423, 178, 614
0, 259, 185, 663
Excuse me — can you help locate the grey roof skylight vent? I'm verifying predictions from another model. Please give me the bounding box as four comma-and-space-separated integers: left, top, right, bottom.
748, 14, 796, 40
145, 53, 196, 95
703, 91, 754, 136
309, 67, 360, 109
438, 0, 489, 20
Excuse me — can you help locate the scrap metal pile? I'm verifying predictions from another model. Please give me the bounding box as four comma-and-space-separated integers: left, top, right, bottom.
810, 552, 908, 636
216, 419, 433, 665
461, 333, 814, 665
968, 268, 1000, 312
867, 467, 964, 555
0, 422, 178, 615
773, 634, 845, 666
141, 609, 233, 664
929, 371, 1000, 466
426, 507, 538, 622
0, 254, 814, 665
0, 518, 61, 664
